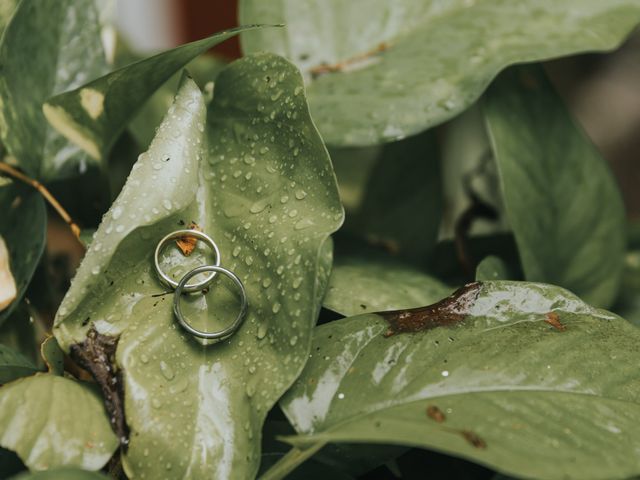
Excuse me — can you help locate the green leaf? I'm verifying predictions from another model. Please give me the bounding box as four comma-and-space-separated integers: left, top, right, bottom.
0, 0, 108, 180
484, 66, 625, 308
40, 336, 64, 375
44, 25, 265, 161
0, 305, 44, 367
475, 255, 509, 281
323, 253, 451, 316
53, 55, 343, 479
612, 250, 640, 327
10, 466, 110, 480
278, 281, 640, 479
348, 132, 442, 261
0, 343, 36, 384
0, 0, 17, 34
240, 0, 640, 146
0, 182, 46, 325
0, 374, 118, 471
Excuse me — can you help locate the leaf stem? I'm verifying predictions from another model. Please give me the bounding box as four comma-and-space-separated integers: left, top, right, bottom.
259, 442, 325, 480
0, 160, 82, 242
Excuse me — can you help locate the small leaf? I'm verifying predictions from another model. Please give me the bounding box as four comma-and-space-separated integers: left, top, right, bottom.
0, 183, 46, 326
0, 235, 16, 311
0, 374, 118, 471
0, 0, 108, 180
484, 66, 625, 307
44, 25, 266, 161
40, 336, 64, 376
240, 0, 640, 146
475, 255, 509, 281
279, 281, 640, 479
323, 253, 451, 316
0, 343, 36, 384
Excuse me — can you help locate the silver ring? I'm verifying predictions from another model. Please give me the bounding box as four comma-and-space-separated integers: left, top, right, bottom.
154, 229, 221, 293
173, 265, 249, 340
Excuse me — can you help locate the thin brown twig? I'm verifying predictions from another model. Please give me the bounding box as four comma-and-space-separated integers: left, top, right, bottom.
0, 160, 82, 242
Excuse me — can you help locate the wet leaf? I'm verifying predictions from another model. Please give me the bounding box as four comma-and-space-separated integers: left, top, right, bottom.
53, 54, 343, 479
10, 467, 110, 480
44, 26, 264, 161
0, 343, 36, 384
277, 281, 640, 480
0, 305, 43, 367
484, 67, 625, 308
240, 0, 640, 146
0, 0, 108, 180
323, 253, 451, 316
0, 374, 118, 471
475, 255, 509, 281
0, 235, 16, 311
0, 183, 46, 326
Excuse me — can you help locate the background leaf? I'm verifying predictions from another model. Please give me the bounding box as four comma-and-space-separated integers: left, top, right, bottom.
54, 54, 343, 479
323, 252, 451, 316
0, 183, 46, 325
0, 343, 36, 384
240, 0, 640, 146
0, 374, 118, 471
0, 0, 108, 180
44, 26, 263, 161
475, 255, 510, 281
484, 66, 625, 308
279, 281, 640, 480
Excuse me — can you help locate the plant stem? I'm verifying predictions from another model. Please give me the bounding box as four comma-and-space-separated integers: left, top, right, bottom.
0, 160, 82, 242
259, 442, 325, 480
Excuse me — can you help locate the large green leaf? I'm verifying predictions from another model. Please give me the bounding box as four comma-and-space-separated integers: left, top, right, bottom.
240, 0, 640, 146
0, 374, 118, 471
0, 343, 36, 384
10, 468, 109, 480
43, 26, 263, 162
275, 281, 640, 479
53, 55, 343, 479
323, 253, 451, 316
0, 0, 108, 180
484, 67, 625, 308
0, 0, 17, 34
0, 182, 46, 325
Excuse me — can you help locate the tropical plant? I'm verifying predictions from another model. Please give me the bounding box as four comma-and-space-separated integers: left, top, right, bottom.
1, 1, 640, 479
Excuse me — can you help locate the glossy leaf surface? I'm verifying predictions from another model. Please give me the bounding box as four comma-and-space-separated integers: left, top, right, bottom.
0, 183, 46, 325
280, 281, 640, 480
484, 67, 625, 307
0, 375, 118, 471
0, 0, 107, 180
44, 26, 262, 161
10, 468, 109, 480
240, 0, 640, 146
53, 54, 343, 479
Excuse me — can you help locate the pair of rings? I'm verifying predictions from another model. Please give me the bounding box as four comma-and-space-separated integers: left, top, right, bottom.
153, 229, 248, 340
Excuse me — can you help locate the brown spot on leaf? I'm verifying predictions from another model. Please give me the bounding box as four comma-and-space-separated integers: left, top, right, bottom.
310, 42, 389, 78
380, 282, 482, 337
175, 222, 202, 256
426, 405, 446, 423
461, 430, 487, 449
69, 327, 128, 447
544, 312, 566, 331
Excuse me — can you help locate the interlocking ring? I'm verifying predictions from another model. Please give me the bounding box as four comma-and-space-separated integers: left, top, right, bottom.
173, 265, 248, 340
154, 229, 221, 293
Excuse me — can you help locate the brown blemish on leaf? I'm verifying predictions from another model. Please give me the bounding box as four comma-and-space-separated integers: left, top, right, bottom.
461, 430, 487, 449
426, 405, 446, 423
544, 312, 566, 331
380, 282, 482, 337
310, 42, 390, 78
69, 327, 128, 447
175, 222, 202, 256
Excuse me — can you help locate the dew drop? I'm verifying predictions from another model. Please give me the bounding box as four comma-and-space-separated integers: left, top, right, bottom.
160, 361, 175, 380
272, 302, 281, 313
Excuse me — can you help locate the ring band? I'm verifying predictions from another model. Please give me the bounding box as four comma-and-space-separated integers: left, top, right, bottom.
154, 229, 221, 293
173, 265, 249, 340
